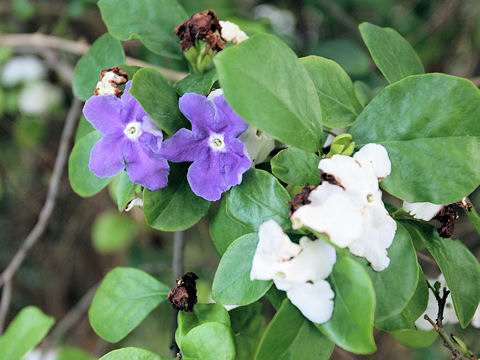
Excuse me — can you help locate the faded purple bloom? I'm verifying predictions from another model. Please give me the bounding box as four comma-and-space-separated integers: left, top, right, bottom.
161, 90, 251, 201
83, 80, 169, 190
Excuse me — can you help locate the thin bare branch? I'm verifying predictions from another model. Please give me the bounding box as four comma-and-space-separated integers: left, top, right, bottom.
0, 33, 188, 82
0, 99, 83, 290
316, 0, 360, 38
0, 282, 12, 333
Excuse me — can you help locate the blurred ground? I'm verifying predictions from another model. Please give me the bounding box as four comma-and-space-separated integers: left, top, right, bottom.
0, 0, 479, 359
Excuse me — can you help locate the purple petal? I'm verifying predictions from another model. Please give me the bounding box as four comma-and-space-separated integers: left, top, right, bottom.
124, 141, 169, 191
179, 93, 215, 135
213, 95, 248, 137
222, 138, 251, 186
83, 95, 123, 135
139, 131, 162, 154
161, 128, 206, 162
89, 134, 126, 177
120, 81, 149, 124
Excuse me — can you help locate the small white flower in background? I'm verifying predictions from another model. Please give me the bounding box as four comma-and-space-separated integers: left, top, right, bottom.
18, 81, 63, 116
291, 143, 396, 271
1, 56, 47, 87
219, 20, 248, 44
239, 126, 275, 164
23, 349, 58, 360
403, 201, 443, 221
125, 197, 143, 212
252, 4, 296, 36
251, 220, 336, 324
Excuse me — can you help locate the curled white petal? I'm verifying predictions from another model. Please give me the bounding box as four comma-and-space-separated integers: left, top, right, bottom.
207, 88, 223, 101
471, 305, 480, 328
250, 220, 301, 281
125, 198, 143, 212
219, 20, 248, 44
286, 280, 335, 324
403, 201, 443, 221
291, 190, 363, 248
353, 143, 391, 179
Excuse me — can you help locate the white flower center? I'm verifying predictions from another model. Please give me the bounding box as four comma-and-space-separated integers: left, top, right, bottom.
124, 121, 142, 140
208, 133, 226, 151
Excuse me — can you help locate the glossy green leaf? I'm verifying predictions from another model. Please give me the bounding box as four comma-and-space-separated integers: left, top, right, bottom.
391, 329, 438, 349
271, 148, 320, 186
376, 265, 429, 331
143, 164, 210, 232
350, 74, 480, 204
230, 303, 265, 360
317, 256, 376, 354
73, 33, 125, 101
362, 223, 418, 325
0, 306, 54, 360
176, 303, 230, 347
98, 0, 187, 59
75, 115, 95, 142
226, 169, 291, 230
69, 131, 112, 197
214, 34, 323, 153
181, 322, 236, 360
301, 56, 363, 128
210, 198, 254, 255
92, 211, 137, 254
212, 233, 272, 305
99, 347, 165, 360
89, 267, 170, 342
112, 171, 138, 212
359, 22, 424, 83
255, 299, 334, 360
407, 222, 480, 327
354, 81, 374, 107
129, 68, 187, 135
174, 69, 218, 96
57, 347, 95, 360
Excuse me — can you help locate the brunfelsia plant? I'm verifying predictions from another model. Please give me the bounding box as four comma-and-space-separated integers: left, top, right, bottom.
11, 2, 475, 360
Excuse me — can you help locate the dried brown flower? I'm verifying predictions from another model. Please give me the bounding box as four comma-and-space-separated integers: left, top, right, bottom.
167, 272, 199, 312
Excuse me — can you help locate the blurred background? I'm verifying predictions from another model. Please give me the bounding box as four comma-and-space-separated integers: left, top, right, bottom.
0, 0, 479, 359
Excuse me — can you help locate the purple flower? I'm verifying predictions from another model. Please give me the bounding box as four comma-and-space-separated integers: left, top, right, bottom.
161, 90, 251, 201
83, 81, 169, 191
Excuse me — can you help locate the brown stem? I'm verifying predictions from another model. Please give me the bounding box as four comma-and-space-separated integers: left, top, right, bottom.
170, 231, 185, 358
0, 282, 12, 333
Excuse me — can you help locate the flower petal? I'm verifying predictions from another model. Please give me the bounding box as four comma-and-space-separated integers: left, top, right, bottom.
89, 134, 126, 177
353, 143, 391, 179
179, 93, 216, 135
83, 95, 123, 135
161, 128, 206, 162
286, 280, 335, 324
289, 237, 336, 281
212, 94, 248, 137
120, 81, 148, 123
124, 140, 169, 191
403, 201, 443, 221
221, 138, 251, 187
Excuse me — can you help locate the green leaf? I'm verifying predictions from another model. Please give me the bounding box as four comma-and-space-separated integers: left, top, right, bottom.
89, 267, 170, 342
98, 0, 187, 59
212, 234, 272, 306
300, 56, 363, 128
174, 69, 218, 96
116, 64, 142, 80
111, 171, 138, 212
359, 22, 424, 83
226, 169, 291, 230
176, 303, 231, 347
99, 347, 165, 360
230, 303, 265, 360
361, 223, 418, 325
0, 306, 54, 360
210, 198, 254, 255
317, 256, 376, 354
376, 265, 429, 331
143, 164, 210, 231
465, 199, 480, 234
391, 329, 438, 349
255, 299, 334, 360
73, 33, 125, 101
271, 148, 320, 186
75, 115, 95, 142
129, 68, 187, 135
57, 347, 95, 360
406, 222, 480, 327
69, 131, 112, 197
214, 34, 322, 153
354, 81, 374, 107
350, 74, 480, 204
92, 211, 137, 254
181, 322, 236, 360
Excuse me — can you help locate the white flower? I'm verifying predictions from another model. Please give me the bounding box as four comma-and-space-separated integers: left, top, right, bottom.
251, 220, 336, 324
252, 4, 296, 36
219, 20, 248, 44
18, 81, 63, 116
403, 201, 443, 221
353, 143, 391, 179
23, 349, 58, 360
2, 56, 47, 87
238, 126, 275, 164
125, 197, 143, 212
95, 71, 125, 96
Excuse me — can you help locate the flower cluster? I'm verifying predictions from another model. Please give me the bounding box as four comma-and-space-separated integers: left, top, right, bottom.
250, 220, 336, 323
291, 143, 396, 271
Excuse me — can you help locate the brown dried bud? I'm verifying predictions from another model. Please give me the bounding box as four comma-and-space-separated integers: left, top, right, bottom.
320, 171, 344, 189
288, 183, 318, 216
434, 204, 458, 238
94, 66, 128, 97
456, 197, 472, 212
167, 272, 199, 312
174, 10, 225, 52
